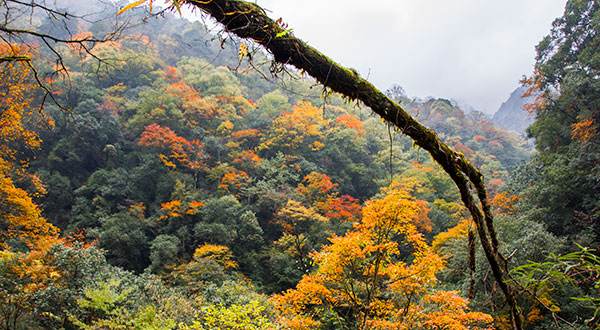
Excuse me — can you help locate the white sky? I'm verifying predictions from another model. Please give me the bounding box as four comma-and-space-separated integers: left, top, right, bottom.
248, 0, 566, 113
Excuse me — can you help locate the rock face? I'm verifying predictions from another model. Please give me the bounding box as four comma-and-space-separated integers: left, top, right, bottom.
492, 86, 535, 135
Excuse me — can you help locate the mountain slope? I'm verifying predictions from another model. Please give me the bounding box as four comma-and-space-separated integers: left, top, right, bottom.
492, 86, 535, 135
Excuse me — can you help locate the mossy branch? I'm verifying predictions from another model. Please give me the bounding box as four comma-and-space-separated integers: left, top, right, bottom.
0, 55, 30, 63
184, 0, 522, 328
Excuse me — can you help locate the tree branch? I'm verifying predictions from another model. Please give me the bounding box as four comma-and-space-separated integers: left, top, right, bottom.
0, 1, 128, 111
0, 55, 29, 62
182, 0, 522, 328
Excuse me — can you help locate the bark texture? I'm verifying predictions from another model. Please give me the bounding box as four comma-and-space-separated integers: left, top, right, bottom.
184, 0, 522, 328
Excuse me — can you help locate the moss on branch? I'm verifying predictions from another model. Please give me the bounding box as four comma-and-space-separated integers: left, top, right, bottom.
184, 0, 522, 328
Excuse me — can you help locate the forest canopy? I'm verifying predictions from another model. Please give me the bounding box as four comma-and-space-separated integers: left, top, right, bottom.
0, 0, 599, 329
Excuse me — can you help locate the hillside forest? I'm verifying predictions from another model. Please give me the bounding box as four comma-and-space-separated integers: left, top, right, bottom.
0, 0, 599, 329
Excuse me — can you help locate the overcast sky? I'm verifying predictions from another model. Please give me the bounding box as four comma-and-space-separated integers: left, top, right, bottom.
245, 0, 565, 114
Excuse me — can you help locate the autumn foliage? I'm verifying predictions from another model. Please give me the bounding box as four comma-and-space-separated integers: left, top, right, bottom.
273, 185, 491, 329
259, 101, 328, 152
335, 113, 365, 135
219, 169, 252, 192
138, 123, 206, 171
0, 4, 557, 328
319, 195, 362, 223
571, 119, 595, 143
0, 45, 58, 249
159, 199, 204, 220
296, 172, 337, 204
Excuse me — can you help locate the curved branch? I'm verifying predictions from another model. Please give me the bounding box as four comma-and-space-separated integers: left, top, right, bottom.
183, 0, 522, 328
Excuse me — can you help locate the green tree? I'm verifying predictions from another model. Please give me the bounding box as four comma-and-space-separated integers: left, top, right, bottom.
519, 0, 600, 241
99, 211, 150, 272
149, 235, 181, 272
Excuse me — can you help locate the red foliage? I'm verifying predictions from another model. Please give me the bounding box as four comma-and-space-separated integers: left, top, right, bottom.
166, 81, 202, 107
138, 123, 206, 171
320, 195, 362, 223
487, 178, 505, 193
413, 199, 432, 233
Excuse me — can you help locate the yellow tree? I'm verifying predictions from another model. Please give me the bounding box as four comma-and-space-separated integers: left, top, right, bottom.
0, 45, 61, 329
296, 171, 337, 205
259, 101, 328, 152
275, 200, 328, 273
273, 186, 492, 329
168, 244, 238, 293
0, 45, 58, 249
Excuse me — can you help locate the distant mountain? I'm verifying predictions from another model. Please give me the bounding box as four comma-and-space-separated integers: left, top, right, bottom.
492, 86, 535, 135
450, 99, 481, 115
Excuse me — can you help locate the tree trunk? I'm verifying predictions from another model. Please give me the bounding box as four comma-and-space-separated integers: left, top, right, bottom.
184, 1, 522, 328
468, 226, 477, 299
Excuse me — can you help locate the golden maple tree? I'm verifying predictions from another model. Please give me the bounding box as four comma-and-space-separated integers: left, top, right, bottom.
0, 45, 58, 249
273, 185, 492, 329
259, 101, 328, 152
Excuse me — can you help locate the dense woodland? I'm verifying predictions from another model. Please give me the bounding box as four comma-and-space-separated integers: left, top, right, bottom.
0, 0, 599, 329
